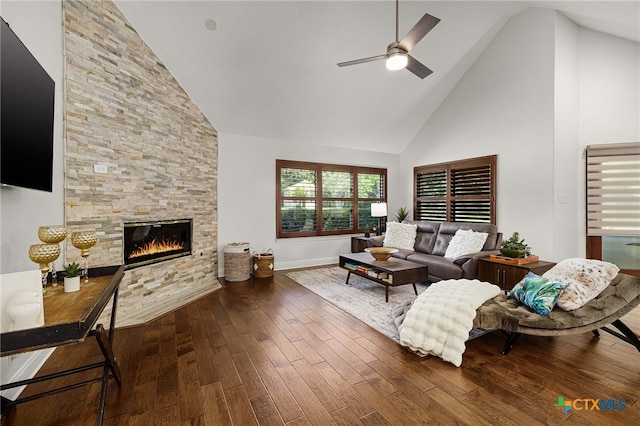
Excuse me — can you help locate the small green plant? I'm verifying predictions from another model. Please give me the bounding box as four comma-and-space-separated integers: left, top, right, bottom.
501, 232, 531, 258
395, 207, 409, 223
501, 232, 527, 250
64, 262, 82, 277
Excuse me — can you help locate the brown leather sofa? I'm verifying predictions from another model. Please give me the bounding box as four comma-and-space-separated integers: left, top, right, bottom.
367, 220, 502, 282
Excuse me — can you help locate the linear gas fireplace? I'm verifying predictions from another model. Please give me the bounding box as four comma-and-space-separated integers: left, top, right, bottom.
124, 219, 192, 269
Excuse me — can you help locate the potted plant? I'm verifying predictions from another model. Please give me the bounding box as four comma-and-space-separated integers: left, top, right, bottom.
395, 207, 409, 223
500, 232, 530, 258
63, 262, 82, 293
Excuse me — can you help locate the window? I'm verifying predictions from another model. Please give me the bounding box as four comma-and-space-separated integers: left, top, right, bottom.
277, 160, 386, 238
586, 142, 640, 275
414, 155, 496, 224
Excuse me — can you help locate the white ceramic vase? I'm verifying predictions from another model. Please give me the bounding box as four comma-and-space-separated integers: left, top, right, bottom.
64, 276, 80, 293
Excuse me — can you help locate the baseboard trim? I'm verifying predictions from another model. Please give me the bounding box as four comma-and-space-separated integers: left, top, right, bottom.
0, 348, 55, 401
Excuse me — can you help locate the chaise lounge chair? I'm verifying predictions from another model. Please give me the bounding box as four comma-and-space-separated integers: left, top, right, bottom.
473, 272, 640, 354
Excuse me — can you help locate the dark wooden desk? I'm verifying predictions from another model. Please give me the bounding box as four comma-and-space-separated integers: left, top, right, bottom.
1, 265, 124, 425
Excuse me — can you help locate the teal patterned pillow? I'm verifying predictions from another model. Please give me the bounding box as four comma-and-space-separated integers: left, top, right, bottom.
509, 272, 567, 316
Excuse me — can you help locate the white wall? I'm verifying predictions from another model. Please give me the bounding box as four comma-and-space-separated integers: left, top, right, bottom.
579, 29, 640, 146
217, 132, 402, 275
575, 27, 640, 257
399, 7, 639, 263
401, 7, 557, 260
0, 0, 63, 399
0, 1, 65, 274
552, 12, 581, 261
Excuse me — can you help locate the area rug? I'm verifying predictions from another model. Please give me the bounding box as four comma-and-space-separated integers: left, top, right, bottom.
285, 266, 428, 343
285, 266, 492, 345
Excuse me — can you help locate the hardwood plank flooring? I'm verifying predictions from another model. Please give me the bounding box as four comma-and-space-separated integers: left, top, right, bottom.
2, 267, 640, 425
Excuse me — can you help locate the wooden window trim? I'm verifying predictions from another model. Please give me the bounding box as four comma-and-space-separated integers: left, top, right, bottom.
277, 160, 387, 238
414, 155, 497, 224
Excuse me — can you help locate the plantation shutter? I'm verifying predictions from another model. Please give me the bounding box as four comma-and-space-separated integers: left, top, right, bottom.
451, 161, 493, 223
586, 142, 640, 236
415, 168, 447, 221
414, 156, 496, 224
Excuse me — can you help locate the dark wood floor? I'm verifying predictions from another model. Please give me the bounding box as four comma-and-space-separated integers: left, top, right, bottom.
3, 267, 640, 425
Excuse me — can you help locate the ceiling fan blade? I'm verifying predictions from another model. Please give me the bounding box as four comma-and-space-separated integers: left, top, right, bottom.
405, 55, 433, 79
398, 13, 440, 52
337, 54, 387, 67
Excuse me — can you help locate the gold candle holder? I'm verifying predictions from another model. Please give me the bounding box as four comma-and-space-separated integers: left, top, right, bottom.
71, 231, 97, 282
29, 243, 61, 292
38, 225, 67, 286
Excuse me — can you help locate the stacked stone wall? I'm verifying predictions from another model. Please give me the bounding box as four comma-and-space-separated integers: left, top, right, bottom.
63, 0, 218, 325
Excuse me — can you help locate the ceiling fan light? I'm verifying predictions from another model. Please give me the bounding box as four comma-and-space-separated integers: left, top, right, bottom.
386, 52, 407, 70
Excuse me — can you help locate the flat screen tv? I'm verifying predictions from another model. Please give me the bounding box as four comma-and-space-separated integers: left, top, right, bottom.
1, 17, 55, 192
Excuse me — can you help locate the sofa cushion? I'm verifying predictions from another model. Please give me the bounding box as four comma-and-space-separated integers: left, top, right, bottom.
407, 253, 464, 280
383, 222, 418, 251
432, 222, 498, 256
444, 229, 488, 259
405, 221, 440, 254
543, 258, 620, 311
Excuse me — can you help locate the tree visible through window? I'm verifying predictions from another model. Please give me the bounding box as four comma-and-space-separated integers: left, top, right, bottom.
414, 155, 496, 224
277, 160, 386, 238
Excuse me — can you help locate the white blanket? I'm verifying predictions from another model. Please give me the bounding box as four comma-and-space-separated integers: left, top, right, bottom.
398, 279, 501, 367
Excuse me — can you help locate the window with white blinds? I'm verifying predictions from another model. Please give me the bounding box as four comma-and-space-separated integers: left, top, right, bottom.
586, 142, 640, 237
276, 160, 386, 238
414, 155, 496, 224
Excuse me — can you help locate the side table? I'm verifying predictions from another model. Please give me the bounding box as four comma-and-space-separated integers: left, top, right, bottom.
351, 236, 370, 253
477, 257, 556, 291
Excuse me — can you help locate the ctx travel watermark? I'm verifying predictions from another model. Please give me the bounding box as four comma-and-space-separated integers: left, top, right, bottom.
554, 397, 626, 414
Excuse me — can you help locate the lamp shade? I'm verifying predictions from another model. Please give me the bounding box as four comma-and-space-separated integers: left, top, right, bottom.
371, 202, 388, 218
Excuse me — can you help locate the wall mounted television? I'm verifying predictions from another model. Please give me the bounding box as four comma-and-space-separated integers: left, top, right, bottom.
1, 17, 55, 192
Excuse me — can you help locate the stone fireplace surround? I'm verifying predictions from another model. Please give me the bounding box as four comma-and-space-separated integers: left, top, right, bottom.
63, 0, 219, 327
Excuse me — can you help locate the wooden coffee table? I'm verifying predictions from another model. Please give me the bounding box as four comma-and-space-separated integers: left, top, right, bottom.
339, 252, 428, 302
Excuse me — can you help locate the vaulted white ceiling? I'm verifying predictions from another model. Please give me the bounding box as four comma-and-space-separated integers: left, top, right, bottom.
115, 1, 640, 154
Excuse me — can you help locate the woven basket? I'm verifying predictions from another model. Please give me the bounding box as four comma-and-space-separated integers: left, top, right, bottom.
253, 249, 274, 278
224, 243, 251, 281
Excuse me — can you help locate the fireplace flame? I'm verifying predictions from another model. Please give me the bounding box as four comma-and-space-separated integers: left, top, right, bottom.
128, 238, 185, 259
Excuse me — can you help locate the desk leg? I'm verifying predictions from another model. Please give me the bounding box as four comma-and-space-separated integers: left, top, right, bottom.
345, 271, 351, 284
95, 285, 121, 425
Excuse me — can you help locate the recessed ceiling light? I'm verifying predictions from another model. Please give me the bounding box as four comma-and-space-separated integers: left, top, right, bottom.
205, 18, 217, 31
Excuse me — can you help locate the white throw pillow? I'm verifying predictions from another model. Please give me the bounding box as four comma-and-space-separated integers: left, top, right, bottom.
542, 258, 620, 311
444, 229, 488, 259
383, 222, 418, 251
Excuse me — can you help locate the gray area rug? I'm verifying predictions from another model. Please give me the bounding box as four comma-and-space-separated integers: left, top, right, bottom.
285, 266, 429, 343
285, 266, 492, 345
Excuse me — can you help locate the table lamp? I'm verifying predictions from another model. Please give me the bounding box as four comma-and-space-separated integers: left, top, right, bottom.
371, 202, 387, 236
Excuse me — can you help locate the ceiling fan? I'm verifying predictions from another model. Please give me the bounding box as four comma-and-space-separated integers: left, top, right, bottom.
337, 0, 440, 79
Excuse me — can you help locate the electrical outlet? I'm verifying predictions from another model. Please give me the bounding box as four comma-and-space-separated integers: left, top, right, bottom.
93, 164, 108, 174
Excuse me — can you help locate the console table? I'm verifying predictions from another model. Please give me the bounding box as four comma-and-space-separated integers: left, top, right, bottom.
1, 265, 124, 425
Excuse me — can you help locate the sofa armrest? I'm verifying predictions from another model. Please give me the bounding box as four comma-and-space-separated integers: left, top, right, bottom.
452, 250, 500, 266
367, 235, 385, 247
457, 250, 501, 278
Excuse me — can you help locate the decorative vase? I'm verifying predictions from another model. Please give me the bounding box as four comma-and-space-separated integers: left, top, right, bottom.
38, 225, 67, 286
28, 243, 61, 292
64, 276, 81, 293
71, 231, 97, 282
